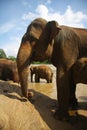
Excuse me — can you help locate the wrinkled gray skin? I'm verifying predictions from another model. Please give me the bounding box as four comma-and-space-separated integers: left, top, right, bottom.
30, 65, 53, 83
17, 18, 87, 120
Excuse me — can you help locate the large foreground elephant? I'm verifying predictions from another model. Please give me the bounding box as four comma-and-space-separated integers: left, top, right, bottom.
30, 65, 53, 83
17, 18, 87, 120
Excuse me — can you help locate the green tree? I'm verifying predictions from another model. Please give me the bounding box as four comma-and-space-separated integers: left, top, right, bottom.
7, 56, 16, 61
32, 59, 51, 64
0, 49, 7, 58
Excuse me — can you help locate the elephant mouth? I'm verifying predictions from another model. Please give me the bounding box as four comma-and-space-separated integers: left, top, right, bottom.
31, 51, 49, 62
30, 51, 41, 61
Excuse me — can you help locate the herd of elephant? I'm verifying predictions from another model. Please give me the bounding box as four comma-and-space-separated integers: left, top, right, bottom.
0, 59, 53, 83
1, 17, 87, 120
1, 58, 87, 85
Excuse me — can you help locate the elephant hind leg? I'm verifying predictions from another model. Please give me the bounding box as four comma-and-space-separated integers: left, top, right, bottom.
47, 77, 52, 83
47, 80, 50, 83
35, 74, 40, 82
47, 80, 51, 83
49, 73, 53, 83
50, 78, 52, 83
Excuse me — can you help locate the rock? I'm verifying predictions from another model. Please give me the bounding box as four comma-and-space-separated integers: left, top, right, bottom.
0, 80, 50, 130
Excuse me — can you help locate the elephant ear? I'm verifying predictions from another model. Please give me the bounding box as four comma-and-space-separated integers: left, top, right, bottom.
47, 21, 61, 43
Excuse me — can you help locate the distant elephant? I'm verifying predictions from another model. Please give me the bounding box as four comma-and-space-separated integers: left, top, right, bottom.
17, 17, 87, 120
30, 65, 53, 83
0, 59, 19, 83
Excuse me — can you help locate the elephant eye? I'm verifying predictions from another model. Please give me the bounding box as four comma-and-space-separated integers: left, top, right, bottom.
33, 22, 43, 30
27, 35, 38, 43
22, 34, 38, 43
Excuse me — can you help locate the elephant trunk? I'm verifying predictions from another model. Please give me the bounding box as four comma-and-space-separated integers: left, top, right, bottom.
17, 40, 34, 98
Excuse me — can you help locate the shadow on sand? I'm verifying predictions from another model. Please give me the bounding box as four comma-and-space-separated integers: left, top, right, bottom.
0, 80, 87, 130
0, 80, 28, 102
30, 89, 87, 130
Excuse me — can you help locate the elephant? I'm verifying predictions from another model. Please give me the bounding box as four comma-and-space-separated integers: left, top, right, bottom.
0, 59, 19, 83
72, 58, 87, 84
17, 17, 87, 120
30, 65, 53, 83
69, 58, 87, 108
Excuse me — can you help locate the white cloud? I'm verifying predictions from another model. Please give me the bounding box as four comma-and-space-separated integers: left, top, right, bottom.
61, 6, 87, 27
22, 0, 28, 6
46, 0, 51, 4
1, 4, 87, 57
36, 4, 48, 18
0, 22, 15, 34
22, 12, 37, 20
2, 36, 21, 57
22, 4, 87, 27
4, 47, 18, 57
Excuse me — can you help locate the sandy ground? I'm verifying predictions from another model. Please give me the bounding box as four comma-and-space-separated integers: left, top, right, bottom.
0, 64, 87, 130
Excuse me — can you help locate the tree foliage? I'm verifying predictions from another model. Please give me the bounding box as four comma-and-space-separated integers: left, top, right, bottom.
32, 59, 51, 64
0, 49, 7, 58
7, 56, 16, 61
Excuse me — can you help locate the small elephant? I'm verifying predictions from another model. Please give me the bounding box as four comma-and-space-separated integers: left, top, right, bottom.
69, 58, 87, 108
0, 59, 19, 83
30, 65, 53, 83
72, 58, 87, 84
17, 17, 87, 120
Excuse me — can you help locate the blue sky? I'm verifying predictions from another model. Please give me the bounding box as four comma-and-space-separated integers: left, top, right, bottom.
0, 0, 87, 57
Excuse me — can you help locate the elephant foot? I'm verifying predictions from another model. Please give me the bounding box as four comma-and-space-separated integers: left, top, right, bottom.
54, 109, 70, 121
69, 98, 79, 110
28, 91, 35, 103
28, 91, 34, 99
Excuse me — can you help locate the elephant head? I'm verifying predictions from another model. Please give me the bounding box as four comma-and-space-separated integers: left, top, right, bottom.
32, 20, 61, 61
17, 18, 61, 98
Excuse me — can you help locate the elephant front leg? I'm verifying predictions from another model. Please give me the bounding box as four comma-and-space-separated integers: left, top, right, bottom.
55, 67, 70, 120
31, 73, 33, 82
